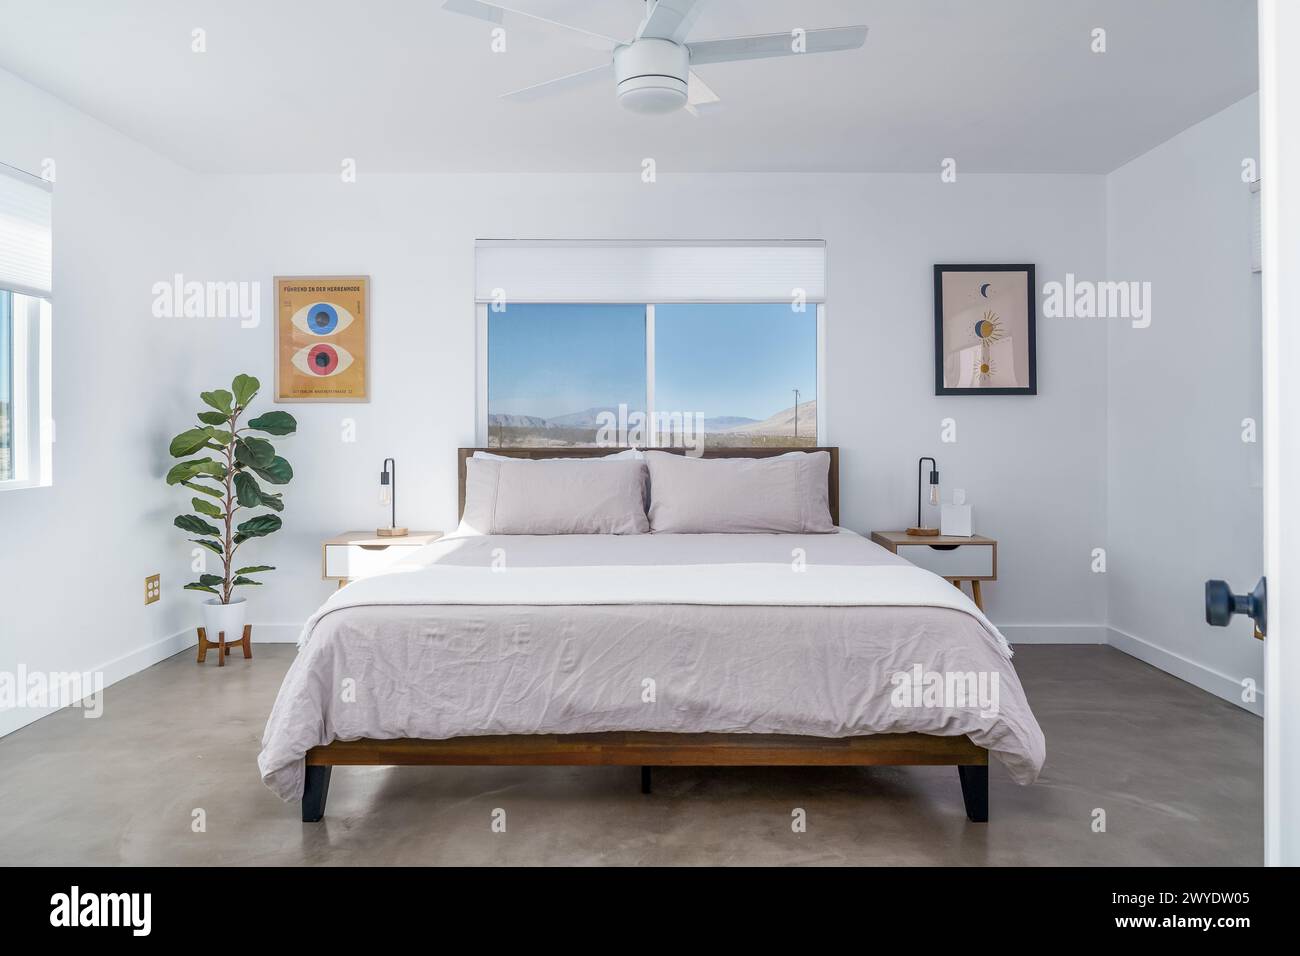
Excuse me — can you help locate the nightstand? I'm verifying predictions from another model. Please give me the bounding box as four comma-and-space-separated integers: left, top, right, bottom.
322, 531, 443, 587
870, 530, 997, 611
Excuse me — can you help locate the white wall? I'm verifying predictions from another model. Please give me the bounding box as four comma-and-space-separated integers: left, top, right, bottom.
194, 171, 1109, 637
0, 68, 208, 735
1105, 94, 1264, 710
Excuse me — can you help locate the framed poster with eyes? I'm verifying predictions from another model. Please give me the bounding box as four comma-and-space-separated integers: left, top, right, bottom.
933, 264, 1037, 396
274, 276, 369, 402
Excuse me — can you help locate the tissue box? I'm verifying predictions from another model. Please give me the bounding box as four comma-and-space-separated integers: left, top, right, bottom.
940, 504, 972, 537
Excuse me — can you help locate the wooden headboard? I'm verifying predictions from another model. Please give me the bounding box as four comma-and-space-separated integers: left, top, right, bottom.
458, 447, 840, 525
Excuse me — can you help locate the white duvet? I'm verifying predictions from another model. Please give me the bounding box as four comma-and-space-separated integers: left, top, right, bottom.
259, 530, 1045, 799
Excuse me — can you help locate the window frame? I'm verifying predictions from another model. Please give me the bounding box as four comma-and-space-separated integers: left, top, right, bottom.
474, 301, 826, 446
0, 291, 52, 491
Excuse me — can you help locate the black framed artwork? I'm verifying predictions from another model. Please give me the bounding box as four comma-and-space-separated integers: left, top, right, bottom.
933, 264, 1037, 395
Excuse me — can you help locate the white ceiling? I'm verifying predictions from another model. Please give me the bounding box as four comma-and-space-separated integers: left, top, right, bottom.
0, 0, 1258, 174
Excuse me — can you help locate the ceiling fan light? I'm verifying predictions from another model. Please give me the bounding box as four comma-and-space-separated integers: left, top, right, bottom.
617, 76, 688, 114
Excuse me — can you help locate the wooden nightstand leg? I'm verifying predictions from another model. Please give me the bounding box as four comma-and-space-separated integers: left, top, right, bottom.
240, 624, 253, 659
196, 627, 209, 664
971, 580, 984, 612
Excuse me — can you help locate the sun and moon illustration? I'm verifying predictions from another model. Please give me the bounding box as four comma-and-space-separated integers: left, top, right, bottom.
971, 309, 1005, 384
973, 309, 1005, 344
941, 270, 1027, 389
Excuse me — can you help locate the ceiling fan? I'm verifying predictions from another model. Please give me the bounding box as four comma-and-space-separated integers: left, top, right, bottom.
442, 0, 868, 116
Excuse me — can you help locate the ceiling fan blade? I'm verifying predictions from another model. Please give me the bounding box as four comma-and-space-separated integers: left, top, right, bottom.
442, 0, 620, 52
688, 25, 868, 66
637, 0, 707, 44
500, 63, 611, 102
685, 70, 721, 116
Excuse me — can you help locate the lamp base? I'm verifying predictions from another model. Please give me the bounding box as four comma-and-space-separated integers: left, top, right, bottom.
376, 527, 409, 537
905, 526, 941, 537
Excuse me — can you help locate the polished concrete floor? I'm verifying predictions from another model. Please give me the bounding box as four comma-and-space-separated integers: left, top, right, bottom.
0, 644, 1262, 866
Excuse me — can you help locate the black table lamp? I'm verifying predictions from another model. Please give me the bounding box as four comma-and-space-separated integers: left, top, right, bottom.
906, 456, 940, 536
377, 458, 407, 537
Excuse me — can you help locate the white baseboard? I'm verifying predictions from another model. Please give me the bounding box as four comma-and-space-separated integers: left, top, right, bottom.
1105, 625, 1263, 716
0, 627, 196, 739
998, 624, 1108, 644
250, 623, 303, 643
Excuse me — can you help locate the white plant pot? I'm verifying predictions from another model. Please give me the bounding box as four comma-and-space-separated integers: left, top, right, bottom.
201, 597, 247, 642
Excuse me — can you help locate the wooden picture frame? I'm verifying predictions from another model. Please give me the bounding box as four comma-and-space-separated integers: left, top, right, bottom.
274, 275, 370, 402
933, 264, 1037, 396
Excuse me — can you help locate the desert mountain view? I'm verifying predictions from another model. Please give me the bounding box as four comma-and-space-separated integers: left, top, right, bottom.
488, 400, 817, 448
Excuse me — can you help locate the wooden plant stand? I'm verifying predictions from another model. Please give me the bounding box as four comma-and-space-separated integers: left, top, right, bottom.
196, 625, 252, 667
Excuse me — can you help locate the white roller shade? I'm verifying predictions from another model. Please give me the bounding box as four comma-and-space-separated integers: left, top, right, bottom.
475, 240, 826, 303
0, 164, 52, 298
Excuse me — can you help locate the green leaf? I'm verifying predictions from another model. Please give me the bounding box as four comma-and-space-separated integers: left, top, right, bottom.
190, 538, 224, 556
251, 455, 293, 485
166, 458, 226, 485
205, 429, 233, 448
247, 410, 297, 436
169, 427, 213, 458
200, 389, 233, 414
257, 491, 284, 513
235, 437, 275, 468
231, 374, 260, 407
235, 565, 274, 574
174, 514, 221, 537
197, 573, 225, 586
197, 410, 229, 426
233, 471, 264, 508
183, 479, 225, 498
191, 497, 223, 518
184, 584, 219, 594
231, 576, 263, 587
236, 513, 282, 539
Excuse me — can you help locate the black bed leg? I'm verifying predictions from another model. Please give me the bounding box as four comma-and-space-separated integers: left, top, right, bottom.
640, 766, 652, 795
957, 764, 988, 823
302, 765, 332, 822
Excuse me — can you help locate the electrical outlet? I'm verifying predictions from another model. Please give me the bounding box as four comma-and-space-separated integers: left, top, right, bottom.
145, 574, 161, 605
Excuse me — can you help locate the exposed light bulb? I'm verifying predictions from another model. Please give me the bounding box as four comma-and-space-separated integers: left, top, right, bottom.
379, 484, 392, 506
929, 483, 940, 507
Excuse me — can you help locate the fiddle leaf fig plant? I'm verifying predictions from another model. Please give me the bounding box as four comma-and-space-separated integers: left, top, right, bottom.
166, 374, 296, 604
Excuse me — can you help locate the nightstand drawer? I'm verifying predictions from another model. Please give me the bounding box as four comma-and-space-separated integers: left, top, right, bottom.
321, 531, 443, 582
896, 543, 994, 579
324, 544, 423, 579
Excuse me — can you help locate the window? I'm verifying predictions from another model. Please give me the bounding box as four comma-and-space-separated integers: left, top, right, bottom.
477, 241, 825, 449
0, 163, 53, 490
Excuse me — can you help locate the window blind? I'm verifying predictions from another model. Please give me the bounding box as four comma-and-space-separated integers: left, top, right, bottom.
0, 163, 53, 299
474, 240, 826, 304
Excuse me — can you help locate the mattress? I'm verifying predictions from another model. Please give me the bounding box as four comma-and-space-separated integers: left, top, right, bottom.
259, 529, 1045, 800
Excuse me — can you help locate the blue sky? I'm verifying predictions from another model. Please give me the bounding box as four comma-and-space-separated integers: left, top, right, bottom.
488, 303, 816, 421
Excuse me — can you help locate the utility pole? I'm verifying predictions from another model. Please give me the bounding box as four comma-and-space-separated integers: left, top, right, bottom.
792, 388, 801, 438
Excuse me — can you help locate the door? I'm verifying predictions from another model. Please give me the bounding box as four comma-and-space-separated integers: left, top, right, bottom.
1258, 0, 1300, 867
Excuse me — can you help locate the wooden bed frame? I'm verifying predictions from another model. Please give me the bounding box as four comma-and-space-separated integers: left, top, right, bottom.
302, 446, 990, 823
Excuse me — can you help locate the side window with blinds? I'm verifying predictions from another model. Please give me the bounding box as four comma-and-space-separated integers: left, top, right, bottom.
0, 164, 53, 489
477, 242, 824, 450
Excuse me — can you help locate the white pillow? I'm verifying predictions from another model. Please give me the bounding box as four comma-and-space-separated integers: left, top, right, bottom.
459, 457, 649, 535
644, 450, 835, 534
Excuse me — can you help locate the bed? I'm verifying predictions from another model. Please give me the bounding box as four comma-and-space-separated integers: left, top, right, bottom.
259, 446, 1045, 823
